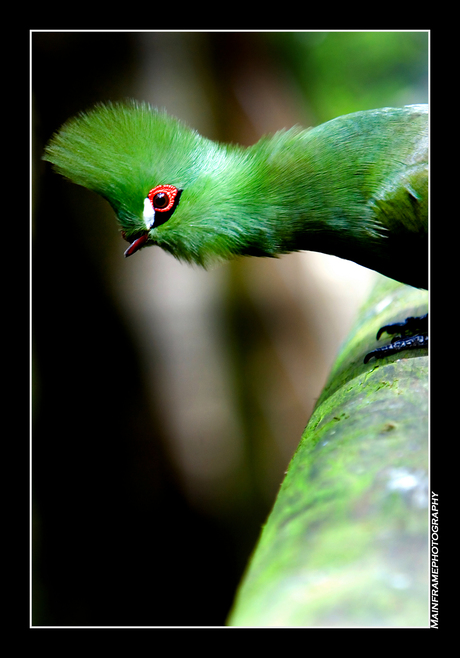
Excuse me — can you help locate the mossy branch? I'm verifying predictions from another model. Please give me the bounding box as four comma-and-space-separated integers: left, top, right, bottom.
227, 276, 429, 627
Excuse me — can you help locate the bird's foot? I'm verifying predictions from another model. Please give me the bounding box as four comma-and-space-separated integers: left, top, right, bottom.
364, 314, 428, 363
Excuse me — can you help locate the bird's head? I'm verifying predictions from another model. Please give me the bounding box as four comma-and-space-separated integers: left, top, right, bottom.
43, 100, 253, 266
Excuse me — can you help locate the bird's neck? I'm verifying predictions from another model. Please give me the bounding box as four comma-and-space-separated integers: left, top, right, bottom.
222, 129, 387, 268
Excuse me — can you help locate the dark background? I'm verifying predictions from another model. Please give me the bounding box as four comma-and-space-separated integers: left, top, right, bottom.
32, 31, 428, 626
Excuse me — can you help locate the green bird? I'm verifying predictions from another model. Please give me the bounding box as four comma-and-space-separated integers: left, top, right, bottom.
43, 100, 428, 360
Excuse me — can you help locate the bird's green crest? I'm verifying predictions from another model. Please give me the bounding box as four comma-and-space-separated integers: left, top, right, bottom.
44, 100, 213, 234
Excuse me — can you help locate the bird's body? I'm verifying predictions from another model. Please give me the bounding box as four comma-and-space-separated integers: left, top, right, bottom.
44, 101, 428, 290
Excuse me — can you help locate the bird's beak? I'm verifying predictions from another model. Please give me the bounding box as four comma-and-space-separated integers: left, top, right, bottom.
124, 232, 149, 258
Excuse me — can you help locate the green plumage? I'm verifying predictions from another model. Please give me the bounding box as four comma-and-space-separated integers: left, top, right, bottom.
43, 100, 428, 288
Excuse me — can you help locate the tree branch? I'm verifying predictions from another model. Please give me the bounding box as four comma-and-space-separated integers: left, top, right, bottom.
228, 276, 429, 627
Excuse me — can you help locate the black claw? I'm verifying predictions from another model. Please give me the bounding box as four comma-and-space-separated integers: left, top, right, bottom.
375, 314, 428, 341
364, 333, 428, 363
364, 313, 428, 363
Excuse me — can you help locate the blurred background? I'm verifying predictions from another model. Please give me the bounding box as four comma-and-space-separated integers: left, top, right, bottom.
32, 31, 429, 626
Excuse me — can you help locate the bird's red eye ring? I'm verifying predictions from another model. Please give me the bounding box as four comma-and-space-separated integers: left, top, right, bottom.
148, 184, 179, 212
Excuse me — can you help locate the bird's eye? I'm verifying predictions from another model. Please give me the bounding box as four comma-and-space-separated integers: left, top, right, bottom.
148, 184, 181, 212
152, 192, 168, 208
